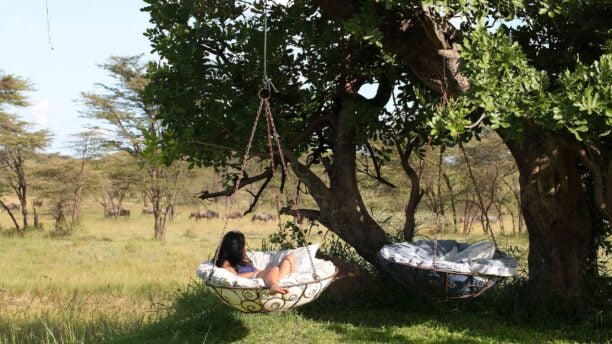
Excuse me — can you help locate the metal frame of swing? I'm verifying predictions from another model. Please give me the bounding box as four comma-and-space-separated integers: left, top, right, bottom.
378, 137, 513, 299
200, 0, 336, 313
378, 247, 509, 299
202, 94, 338, 313
205, 270, 337, 313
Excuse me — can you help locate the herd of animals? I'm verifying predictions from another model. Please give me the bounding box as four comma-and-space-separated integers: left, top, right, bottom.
1, 201, 276, 223
102, 206, 277, 222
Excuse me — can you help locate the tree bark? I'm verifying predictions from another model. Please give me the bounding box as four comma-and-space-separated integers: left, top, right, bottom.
288, 100, 388, 264
314, 1, 469, 96
499, 125, 591, 313
443, 173, 458, 233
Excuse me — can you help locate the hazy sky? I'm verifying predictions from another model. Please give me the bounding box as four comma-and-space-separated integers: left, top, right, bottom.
0, 0, 154, 154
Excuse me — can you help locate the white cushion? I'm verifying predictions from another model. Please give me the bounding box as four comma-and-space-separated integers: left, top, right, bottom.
378, 240, 517, 277
197, 245, 335, 288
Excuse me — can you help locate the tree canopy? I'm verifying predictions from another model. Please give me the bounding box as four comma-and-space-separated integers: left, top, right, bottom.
142, 0, 611, 313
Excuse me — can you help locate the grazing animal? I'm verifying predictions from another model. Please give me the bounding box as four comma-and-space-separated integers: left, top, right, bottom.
189, 210, 219, 221
5, 203, 20, 211
225, 211, 243, 219
251, 213, 276, 223
105, 207, 130, 218
32, 199, 43, 207
142, 207, 154, 215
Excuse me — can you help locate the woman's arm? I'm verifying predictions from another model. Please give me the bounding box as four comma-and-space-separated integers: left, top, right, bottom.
221, 260, 259, 278
220, 260, 238, 275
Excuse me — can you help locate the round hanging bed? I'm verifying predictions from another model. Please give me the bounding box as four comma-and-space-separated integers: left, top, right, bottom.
378, 240, 517, 299
197, 244, 338, 313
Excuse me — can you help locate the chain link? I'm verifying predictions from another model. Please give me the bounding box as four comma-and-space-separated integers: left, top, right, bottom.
262, 99, 319, 281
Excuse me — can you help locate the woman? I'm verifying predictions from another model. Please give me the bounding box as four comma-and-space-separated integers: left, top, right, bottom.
215, 231, 295, 294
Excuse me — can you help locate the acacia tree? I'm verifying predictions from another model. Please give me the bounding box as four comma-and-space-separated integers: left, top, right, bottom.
81, 56, 185, 238
143, 0, 610, 312
32, 154, 101, 233
67, 130, 105, 225
0, 71, 50, 230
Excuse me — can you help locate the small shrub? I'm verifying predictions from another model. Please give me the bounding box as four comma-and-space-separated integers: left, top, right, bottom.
183, 229, 197, 239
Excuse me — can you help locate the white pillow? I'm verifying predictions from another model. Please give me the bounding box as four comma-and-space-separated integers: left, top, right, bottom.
454, 241, 496, 261
275, 244, 320, 273
247, 244, 319, 273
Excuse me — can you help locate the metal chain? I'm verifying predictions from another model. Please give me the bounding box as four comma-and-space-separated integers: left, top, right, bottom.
262, 99, 319, 281
210, 98, 265, 274
432, 147, 444, 270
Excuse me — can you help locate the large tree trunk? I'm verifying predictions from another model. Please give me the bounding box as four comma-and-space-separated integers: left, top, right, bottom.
289, 100, 388, 264
500, 125, 591, 313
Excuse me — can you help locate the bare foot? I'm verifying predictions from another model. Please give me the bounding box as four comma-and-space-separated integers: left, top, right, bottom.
269, 283, 287, 295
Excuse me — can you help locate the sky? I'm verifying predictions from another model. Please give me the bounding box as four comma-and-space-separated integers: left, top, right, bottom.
0, 0, 154, 155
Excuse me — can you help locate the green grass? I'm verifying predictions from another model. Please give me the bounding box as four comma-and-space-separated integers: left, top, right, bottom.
0, 200, 609, 343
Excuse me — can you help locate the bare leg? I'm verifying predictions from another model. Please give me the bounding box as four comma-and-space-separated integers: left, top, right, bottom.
278, 253, 295, 279
257, 254, 296, 295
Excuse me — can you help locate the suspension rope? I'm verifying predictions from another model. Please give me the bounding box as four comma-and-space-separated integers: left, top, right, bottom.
45, 0, 54, 50
261, 0, 277, 93
258, 0, 316, 279
432, 145, 445, 270
211, 0, 318, 282
262, 98, 318, 280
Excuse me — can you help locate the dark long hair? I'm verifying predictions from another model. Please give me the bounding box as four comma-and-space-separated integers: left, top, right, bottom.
215, 231, 252, 269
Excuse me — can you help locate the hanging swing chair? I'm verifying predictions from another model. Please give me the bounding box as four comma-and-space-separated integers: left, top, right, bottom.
198, 245, 337, 313
196, 3, 337, 312
195, 87, 338, 313
195, 90, 339, 312
378, 239, 517, 299
195, 89, 339, 313
376, 139, 517, 299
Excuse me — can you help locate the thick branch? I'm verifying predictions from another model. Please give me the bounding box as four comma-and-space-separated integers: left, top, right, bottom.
279, 207, 321, 221
314, 0, 469, 96
283, 150, 331, 206
355, 75, 394, 108
360, 142, 396, 188
197, 168, 274, 200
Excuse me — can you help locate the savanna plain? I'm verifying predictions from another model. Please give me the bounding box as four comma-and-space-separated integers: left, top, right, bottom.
0, 200, 609, 344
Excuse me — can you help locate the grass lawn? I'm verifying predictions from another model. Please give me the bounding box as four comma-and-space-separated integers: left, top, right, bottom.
0, 201, 609, 343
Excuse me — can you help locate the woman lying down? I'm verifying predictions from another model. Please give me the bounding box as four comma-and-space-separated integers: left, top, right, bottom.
215, 231, 295, 294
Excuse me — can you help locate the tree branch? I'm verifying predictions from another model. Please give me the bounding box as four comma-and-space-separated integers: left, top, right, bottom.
244, 173, 273, 215
197, 168, 274, 200
279, 206, 321, 221
314, 0, 469, 96
359, 141, 396, 188
283, 150, 331, 206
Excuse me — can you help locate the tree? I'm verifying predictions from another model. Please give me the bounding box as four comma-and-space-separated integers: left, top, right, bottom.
94, 151, 140, 217
432, 3, 610, 313
0, 71, 50, 231
31, 154, 87, 230
143, 0, 439, 263
142, 0, 610, 313
81, 56, 186, 239
67, 130, 105, 226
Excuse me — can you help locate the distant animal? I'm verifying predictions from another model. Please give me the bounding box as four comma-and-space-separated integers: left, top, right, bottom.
105, 207, 130, 218
251, 213, 276, 223
225, 211, 243, 219
32, 199, 43, 207
141, 207, 154, 215
189, 210, 219, 221
4, 203, 20, 211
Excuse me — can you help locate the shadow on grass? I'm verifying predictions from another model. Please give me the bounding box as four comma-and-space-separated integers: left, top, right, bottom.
295, 275, 611, 344
108, 283, 248, 344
